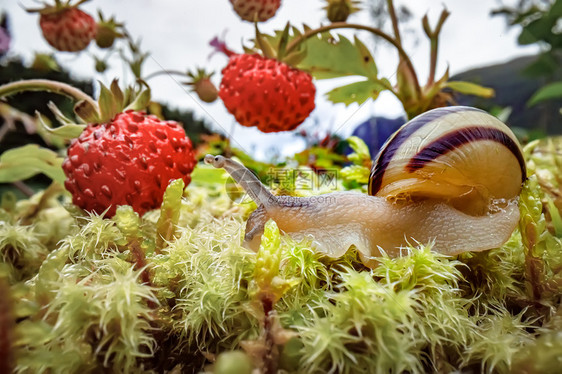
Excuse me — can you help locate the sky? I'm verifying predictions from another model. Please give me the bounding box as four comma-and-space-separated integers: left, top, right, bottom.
2, 0, 540, 160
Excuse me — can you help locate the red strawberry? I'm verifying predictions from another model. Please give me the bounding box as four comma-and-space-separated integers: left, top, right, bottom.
219, 54, 316, 133
229, 0, 281, 22
62, 111, 196, 217
39, 7, 97, 52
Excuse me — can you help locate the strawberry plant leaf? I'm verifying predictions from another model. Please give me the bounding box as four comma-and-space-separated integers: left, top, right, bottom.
110, 79, 124, 110
277, 22, 291, 60
297, 34, 378, 80
0, 145, 65, 185
125, 88, 151, 112
36, 112, 85, 141
528, 81, 562, 106
98, 82, 119, 122
326, 79, 389, 106
74, 99, 100, 124
446, 81, 495, 98
47, 102, 75, 125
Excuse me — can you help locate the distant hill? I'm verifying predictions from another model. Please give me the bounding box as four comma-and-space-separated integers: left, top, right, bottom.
351, 54, 562, 157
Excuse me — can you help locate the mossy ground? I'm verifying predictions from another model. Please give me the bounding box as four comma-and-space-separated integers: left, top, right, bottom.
1, 138, 562, 373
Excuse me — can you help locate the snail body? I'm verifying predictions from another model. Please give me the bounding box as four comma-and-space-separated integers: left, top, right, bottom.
205, 107, 526, 267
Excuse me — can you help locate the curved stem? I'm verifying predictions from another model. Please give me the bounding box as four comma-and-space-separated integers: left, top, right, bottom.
284, 22, 421, 95
0, 79, 98, 110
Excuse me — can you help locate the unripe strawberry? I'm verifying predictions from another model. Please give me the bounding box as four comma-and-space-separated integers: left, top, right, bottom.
186, 69, 219, 103
323, 0, 361, 23
219, 54, 316, 133
95, 12, 123, 49
62, 111, 196, 217
229, 0, 281, 22
95, 24, 116, 48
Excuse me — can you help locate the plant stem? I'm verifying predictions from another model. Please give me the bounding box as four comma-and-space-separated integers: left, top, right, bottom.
386, 0, 402, 45
0, 79, 98, 110
423, 9, 450, 86
284, 22, 421, 95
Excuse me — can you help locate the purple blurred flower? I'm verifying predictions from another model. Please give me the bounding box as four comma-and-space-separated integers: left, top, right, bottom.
0, 14, 10, 55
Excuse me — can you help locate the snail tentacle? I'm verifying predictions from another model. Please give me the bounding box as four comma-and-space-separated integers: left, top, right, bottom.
204, 154, 278, 209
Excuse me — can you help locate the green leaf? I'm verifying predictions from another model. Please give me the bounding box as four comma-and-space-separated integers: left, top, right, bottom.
74, 99, 100, 123
277, 22, 291, 60
326, 79, 388, 106
446, 81, 495, 98
110, 79, 124, 110
297, 34, 378, 80
124, 88, 151, 112
37, 112, 85, 140
98, 82, 120, 122
0, 145, 65, 184
528, 81, 562, 106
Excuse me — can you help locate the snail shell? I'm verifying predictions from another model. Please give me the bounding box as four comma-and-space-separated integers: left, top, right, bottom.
369, 106, 526, 215
204, 106, 526, 267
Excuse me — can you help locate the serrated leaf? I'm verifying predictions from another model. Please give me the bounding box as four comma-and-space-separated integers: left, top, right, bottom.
326, 79, 388, 106
297, 33, 378, 80
528, 81, 562, 106
0, 145, 65, 184
446, 81, 495, 98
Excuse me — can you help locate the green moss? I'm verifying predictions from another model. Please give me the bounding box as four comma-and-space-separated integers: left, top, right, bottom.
5, 138, 562, 372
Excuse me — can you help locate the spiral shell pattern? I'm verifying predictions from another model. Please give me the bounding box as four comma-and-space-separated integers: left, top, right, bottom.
369, 106, 526, 214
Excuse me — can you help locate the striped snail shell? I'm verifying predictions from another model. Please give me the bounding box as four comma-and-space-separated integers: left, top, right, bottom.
204, 106, 527, 267
369, 106, 526, 215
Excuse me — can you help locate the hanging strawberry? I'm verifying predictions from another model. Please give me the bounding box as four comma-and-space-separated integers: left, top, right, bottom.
215, 27, 316, 133
58, 83, 196, 217
27, 0, 97, 52
185, 69, 219, 103
0, 79, 197, 218
229, 0, 282, 22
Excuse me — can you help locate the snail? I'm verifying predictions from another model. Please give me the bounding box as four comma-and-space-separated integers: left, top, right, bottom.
204, 106, 526, 267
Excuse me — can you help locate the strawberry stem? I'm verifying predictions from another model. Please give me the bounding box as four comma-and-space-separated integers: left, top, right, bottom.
0, 79, 99, 112
284, 22, 421, 96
